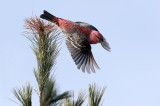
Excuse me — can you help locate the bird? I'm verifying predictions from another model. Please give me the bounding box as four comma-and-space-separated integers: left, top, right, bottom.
40, 10, 111, 73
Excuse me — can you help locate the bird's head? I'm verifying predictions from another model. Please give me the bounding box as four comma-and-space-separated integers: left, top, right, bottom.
95, 32, 111, 52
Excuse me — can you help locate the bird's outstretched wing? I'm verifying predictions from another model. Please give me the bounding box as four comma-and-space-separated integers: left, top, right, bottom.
76, 22, 99, 31
65, 32, 100, 73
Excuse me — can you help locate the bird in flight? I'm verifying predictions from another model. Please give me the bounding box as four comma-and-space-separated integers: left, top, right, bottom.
40, 10, 111, 73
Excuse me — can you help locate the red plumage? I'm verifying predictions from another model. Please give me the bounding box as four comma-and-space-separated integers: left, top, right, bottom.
40, 10, 111, 73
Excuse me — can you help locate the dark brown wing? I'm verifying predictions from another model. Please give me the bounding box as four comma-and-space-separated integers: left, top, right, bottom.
65, 33, 100, 73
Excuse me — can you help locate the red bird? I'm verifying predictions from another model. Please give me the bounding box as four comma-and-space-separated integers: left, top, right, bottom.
40, 10, 111, 73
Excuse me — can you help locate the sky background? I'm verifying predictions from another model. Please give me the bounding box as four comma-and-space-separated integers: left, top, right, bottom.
0, 0, 160, 106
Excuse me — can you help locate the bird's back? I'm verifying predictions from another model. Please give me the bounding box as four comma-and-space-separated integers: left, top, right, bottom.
76, 22, 99, 31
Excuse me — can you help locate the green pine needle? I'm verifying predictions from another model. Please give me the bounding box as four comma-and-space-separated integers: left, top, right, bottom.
88, 83, 106, 106
13, 83, 32, 106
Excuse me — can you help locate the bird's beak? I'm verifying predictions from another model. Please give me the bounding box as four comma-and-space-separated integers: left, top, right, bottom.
100, 39, 111, 52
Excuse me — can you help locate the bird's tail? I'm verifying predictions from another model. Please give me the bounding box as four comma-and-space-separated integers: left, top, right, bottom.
40, 10, 57, 22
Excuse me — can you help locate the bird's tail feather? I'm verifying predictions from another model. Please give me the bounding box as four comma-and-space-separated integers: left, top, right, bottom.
40, 10, 56, 22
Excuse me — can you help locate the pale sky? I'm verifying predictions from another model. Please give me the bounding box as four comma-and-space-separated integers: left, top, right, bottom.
0, 0, 160, 106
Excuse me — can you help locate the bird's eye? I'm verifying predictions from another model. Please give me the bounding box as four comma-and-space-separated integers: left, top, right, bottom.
96, 36, 101, 42
96, 36, 100, 39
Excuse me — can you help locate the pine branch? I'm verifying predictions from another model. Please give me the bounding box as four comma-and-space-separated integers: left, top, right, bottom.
88, 83, 106, 106
24, 16, 70, 106
60, 90, 86, 106
13, 83, 32, 106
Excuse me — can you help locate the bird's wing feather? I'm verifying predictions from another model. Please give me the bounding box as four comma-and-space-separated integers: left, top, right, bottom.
65, 31, 100, 73
75, 22, 99, 31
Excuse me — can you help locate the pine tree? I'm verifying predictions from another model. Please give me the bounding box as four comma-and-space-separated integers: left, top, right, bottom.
12, 16, 106, 106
